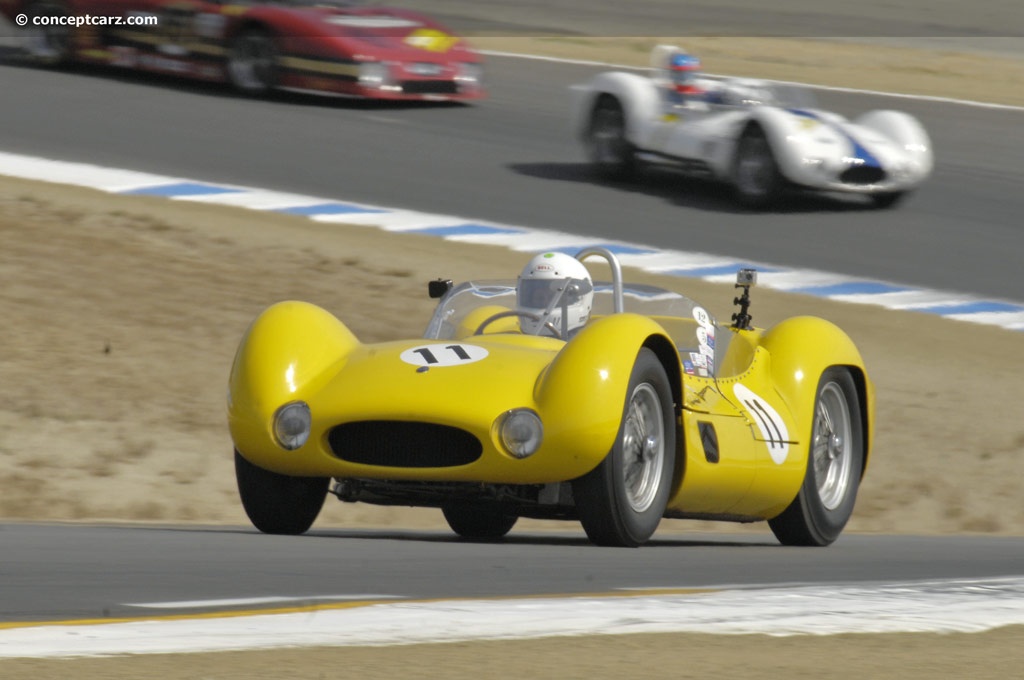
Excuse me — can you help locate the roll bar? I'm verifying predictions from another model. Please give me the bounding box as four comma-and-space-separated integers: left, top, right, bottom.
574, 246, 624, 314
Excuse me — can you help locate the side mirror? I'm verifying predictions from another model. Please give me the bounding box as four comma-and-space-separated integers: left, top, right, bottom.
428, 279, 453, 299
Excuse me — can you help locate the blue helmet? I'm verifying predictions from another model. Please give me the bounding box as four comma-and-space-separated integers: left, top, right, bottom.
669, 52, 702, 93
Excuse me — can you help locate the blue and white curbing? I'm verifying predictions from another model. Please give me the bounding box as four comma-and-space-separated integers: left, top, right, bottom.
3, 149, 1023, 331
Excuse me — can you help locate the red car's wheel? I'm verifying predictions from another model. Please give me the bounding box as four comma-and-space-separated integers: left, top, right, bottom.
21, 0, 72, 66
227, 28, 279, 95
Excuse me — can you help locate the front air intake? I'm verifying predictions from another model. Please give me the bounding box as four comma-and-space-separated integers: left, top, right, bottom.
840, 166, 886, 185
328, 421, 482, 468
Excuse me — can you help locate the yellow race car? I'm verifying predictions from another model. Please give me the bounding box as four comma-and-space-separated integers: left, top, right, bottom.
228, 247, 873, 547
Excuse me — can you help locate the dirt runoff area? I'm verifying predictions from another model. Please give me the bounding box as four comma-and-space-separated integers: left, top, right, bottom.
2, 38, 1024, 679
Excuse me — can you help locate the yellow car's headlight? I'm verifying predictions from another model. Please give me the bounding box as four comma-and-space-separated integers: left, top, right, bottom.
498, 409, 543, 459
273, 401, 311, 451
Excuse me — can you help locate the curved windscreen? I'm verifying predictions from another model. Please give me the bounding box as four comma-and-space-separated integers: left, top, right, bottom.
423, 279, 726, 377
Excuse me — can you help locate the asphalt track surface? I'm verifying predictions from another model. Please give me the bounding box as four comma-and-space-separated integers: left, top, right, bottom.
1, 51, 1023, 302
2, 523, 1023, 623
1, 7, 1023, 626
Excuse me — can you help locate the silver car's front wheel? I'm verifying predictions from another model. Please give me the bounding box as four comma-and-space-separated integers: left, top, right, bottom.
769, 368, 864, 546
733, 126, 782, 209
573, 348, 675, 547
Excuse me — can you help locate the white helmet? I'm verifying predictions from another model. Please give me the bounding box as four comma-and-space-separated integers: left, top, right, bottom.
517, 252, 594, 337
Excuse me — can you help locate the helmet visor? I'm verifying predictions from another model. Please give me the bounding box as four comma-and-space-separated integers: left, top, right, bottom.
518, 277, 593, 311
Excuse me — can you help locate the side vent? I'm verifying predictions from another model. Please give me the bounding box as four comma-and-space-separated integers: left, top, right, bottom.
698, 421, 719, 463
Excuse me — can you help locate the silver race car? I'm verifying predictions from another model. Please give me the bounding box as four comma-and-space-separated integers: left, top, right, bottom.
571, 46, 933, 209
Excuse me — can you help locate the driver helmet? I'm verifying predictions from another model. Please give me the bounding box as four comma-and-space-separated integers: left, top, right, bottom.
517, 252, 594, 337
668, 50, 703, 96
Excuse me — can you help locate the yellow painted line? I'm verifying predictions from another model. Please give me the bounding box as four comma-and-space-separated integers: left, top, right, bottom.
0, 588, 721, 631
0, 599, 395, 631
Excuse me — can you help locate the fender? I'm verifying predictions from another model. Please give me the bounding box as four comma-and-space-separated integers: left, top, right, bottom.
742, 106, 821, 183
228, 301, 359, 455
535, 313, 677, 475
757, 316, 875, 471
854, 109, 934, 177
571, 71, 663, 147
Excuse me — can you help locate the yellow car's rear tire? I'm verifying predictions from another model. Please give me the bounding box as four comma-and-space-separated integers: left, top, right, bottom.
234, 449, 328, 535
573, 348, 675, 547
442, 501, 518, 540
768, 367, 863, 546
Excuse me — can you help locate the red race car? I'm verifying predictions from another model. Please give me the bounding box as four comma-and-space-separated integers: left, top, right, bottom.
1, 0, 485, 101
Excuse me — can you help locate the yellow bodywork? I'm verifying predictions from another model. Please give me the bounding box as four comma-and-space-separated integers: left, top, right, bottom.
228, 300, 873, 522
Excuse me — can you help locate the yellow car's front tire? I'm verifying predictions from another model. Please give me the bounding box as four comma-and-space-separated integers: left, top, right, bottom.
573, 348, 675, 547
234, 450, 328, 535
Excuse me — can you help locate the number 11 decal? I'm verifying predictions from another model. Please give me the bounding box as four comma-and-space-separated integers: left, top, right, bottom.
400, 343, 489, 367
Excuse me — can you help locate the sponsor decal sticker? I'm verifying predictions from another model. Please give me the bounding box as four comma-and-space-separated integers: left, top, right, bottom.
404, 28, 458, 53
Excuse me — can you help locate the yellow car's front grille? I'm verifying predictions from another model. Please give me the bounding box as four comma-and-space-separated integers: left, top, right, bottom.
328, 421, 482, 468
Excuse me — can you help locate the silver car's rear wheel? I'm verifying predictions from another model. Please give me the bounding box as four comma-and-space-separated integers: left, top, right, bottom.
769, 368, 864, 546
587, 96, 637, 180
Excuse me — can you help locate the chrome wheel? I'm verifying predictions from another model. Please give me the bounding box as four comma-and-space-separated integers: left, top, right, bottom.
768, 367, 864, 547
621, 383, 666, 513
812, 382, 854, 510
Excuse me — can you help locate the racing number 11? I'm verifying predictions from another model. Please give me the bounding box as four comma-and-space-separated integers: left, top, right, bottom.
413, 344, 472, 364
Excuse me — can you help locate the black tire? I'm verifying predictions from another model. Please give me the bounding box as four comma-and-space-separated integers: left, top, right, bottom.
234, 449, 328, 535
769, 368, 864, 546
572, 348, 675, 547
442, 501, 518, 540
732, 126, 782, 209
871, 191, 906, 209
226, 29, 278, 95
586, 96, 637, 181
22, 0, 73, 67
